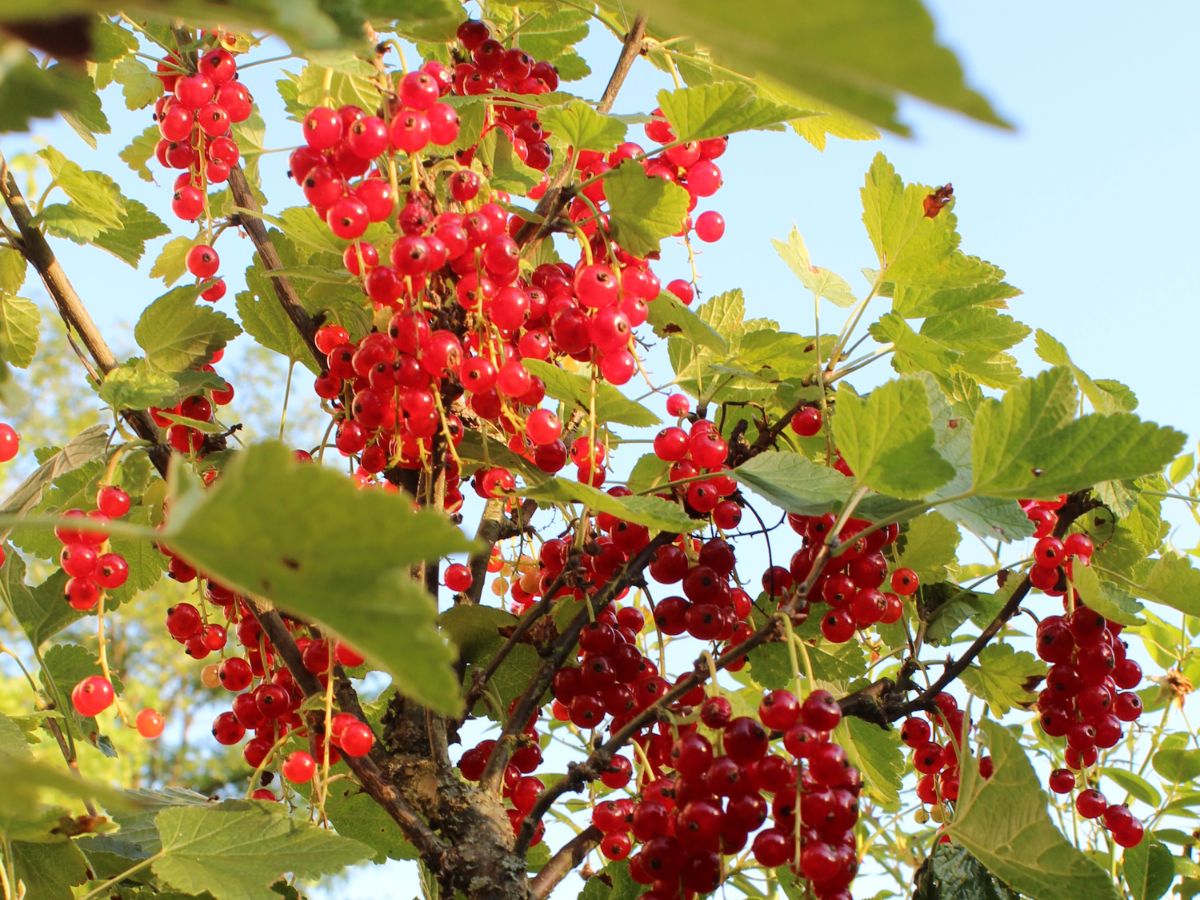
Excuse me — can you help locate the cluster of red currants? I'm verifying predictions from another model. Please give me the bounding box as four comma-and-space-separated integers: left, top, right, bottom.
57, 486, 132, 611
155, 541, 378, 794
901, 693, 992, 817
0, 422, 18, 567
586, 689, 858, 900
152, 33, 255, 302
1029, 531, 1146, 846
147, 349, 235, 456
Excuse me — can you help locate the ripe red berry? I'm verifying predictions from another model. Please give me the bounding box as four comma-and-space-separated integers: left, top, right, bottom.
71, 676, 114, 717
444, 563, 473, 593
790, 406, 822, 437
282, 750, 317, 783
694, 210, 725, 242
136, 708, 165, 739
0, 423, 20, 462
890, 567, 919, 596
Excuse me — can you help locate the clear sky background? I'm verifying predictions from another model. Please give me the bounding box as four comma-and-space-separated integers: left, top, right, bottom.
6, 2, 1200, 896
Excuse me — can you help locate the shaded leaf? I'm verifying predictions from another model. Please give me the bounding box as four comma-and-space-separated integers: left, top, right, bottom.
135, 286, 241, 374
523, 359, 660, 427
959, 644, 1044, 716
604, 159, 689, 257
0, 295, 39, 368
523, 477, 694, 534
833, 716, 903, 809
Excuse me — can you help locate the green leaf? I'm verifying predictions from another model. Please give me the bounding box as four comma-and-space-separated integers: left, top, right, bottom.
1035, 330, 1137, 414
89, 198, 168, 267
118, 125, 160, 183
1123, 837, 1175, 900
112, 56, 161, 110
98, 359, 226, 411
959, 644, 1044, 716
1072, 564, 1145, 627
236, 289, 317, 374
644, 292, 727, 354
135, 286, 241, 374
440, 605, 539, 720
522, 359, 661, 427
523, 477, 694, 534
366, 0, 463, 42
950, 719, 1120, 899
9, 839, 89, 900
0, 295, 39, 368
1133, 553, 1200, 617
0, 52, 94, 133
656, 81, 801, 141
37, 146, 124, 229
161, 442, 471, 714
894, 513, 960, 583
0, 423, 109, 529
832, 378, 955, 499
578, 860, 640, 900
478, 128, 540, 193
1152, 744, 1200, 784
914, 843, 1020, 900
539, 100, 626, 151
39, 643, 121, 754
861, 153, 1002, 289
0, 552, 82, 651
832, 717, 903, 809
0, 247, 26, 295
323, 781, 417, 864
772, 227, 856, 308
971, 368, 1185, 499
604, 159, 690, 257
152, 802, 370, 900
632, 0, 1007, 133
1099, 767, 1162, 808
731, 450, 910, 522
150, 235, 195, 286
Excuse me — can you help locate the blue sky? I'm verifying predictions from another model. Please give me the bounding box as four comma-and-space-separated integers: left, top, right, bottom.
7, 2, 1200, 896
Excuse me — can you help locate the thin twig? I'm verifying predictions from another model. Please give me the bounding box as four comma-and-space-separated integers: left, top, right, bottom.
528, 826, 602, 899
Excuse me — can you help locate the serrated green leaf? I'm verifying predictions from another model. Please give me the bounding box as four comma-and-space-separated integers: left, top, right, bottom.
1035, 329, 1137, 414
152, 802, 370, 900
834, 717, 903, 809
625, 453, 670, 494
364, 0, 462, 42
645, 292, 726, 353
861, 153, 1003, 290
9, 838, 89, 900
523, 477, 694, 534
440, 605, 539, 720
657, 81, 801, 141
37, 146, 124, 229
578, 860, 639, 899
959, 644, 1044, 716
604, 159, 690, 258
730, 450, 912, 522
1123, 837, 1175, 900
522, 359, 660, 427
539, 100, 626, 151
150, 235, 194, 286
118, 124, 160, 183
772, 227, 856, 308
1130, 553, 1200, 617
832, 378, 954, 499
949, 719, 1119, 899
0, 247, 26, 295
894, 512, 960, 583
0, 551, 82, 650
971, 367, 1185, 499
135, 286, 241, 374
1072, 564, 1145, 627
634, 0, 1006, 132
37, 203, 107, 241
98, 359, 226, 411
0, 295, 39, 368
90, 198, 168, 267
113, 56, 161, 110
161, 442, 470, 714
236, 288, 317, 374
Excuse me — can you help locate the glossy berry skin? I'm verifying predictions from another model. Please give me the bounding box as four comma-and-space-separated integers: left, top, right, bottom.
890, 567, 919, 596
96, 486, 131, 518
694, 210, 725, 242
136, 708, 165, 739
789, 406, 822, 437
444, 563, 473, 593
1075, 788, 1108, 819
1048, 767, 1075, 794
0, 423, 19, 462
71, 676, 114, 717
282, 750, 317, 783
339, 721, 375, 757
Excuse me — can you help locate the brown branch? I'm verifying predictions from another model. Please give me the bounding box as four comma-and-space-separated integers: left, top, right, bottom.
514, 14, 646, 247
226, 166, 323, 364
242, 599, 448, 861
528, 826, 602, 899
461, 497, 507, 606
0, 149, 168, 474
